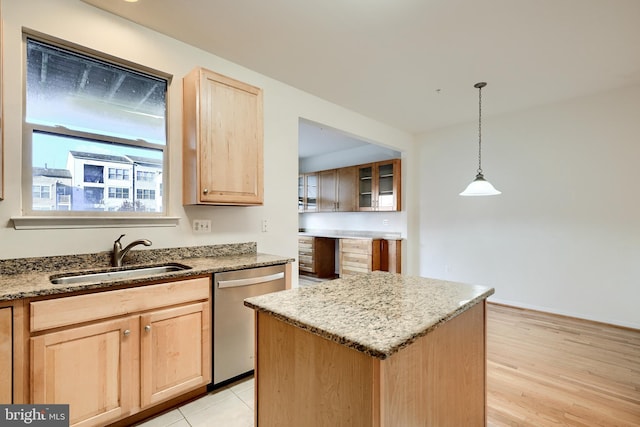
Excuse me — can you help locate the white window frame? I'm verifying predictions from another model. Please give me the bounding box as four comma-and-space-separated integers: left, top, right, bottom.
14, 30, 179, 229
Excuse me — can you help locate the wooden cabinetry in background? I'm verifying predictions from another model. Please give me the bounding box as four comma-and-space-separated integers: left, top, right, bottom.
298, 236, 335, 278
357, 159, 401, 211
299, 159, 400, 213
339, 238, 383, 276
338, 238, 402, 277
298, 173, 318, 212
30, 278, 211, 427
318, 167, 357, 212
183, 67, 263, 205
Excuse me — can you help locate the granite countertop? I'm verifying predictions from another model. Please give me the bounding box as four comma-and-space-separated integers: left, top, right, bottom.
298, 229, 403, 240
0, 242, 293, 302
244, 271, 494, 360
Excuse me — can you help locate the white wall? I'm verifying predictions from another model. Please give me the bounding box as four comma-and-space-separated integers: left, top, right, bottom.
418, 84, 640, 328
0, 0, 418, 283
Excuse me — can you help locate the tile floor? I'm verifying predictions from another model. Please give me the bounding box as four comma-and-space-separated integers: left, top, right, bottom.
135, 377, 255, 427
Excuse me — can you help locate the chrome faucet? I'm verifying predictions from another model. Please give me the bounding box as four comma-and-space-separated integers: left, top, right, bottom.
112, 234, 152, 267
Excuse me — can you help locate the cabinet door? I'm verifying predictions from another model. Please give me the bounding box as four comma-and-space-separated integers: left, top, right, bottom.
305, 173, 318, 212
375, 160, 400, 211
31, 317, 135, 427
0, 307, 11, 403
357, 164, 375, 211
140, 302, 211, 408
318, 169, 337, 212
298, 175, 305, 212
336, 166, 357, 212
184, 67, 263, 205
357, 160, 401, 211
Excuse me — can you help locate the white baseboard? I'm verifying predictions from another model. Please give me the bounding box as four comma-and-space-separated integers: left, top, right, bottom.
488, 296, 640, 330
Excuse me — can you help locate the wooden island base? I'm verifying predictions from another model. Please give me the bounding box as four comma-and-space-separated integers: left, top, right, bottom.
254, 301, 486, 427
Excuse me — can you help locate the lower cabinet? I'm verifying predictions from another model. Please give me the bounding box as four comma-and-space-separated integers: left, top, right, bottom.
339, 239, 383, 276
338, 239, 402, 277
140, 302, 210, 408
298, 236, 335, 278
29, 277, 211, 427
31, 317, 135, 427
0, 306, 12, 403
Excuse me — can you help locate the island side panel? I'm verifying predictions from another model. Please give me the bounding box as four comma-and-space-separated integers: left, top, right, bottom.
379, 301, 486, 426
255, 311, 378, 427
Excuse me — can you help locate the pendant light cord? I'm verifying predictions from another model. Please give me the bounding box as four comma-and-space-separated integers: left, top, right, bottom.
477, 83, 483, 175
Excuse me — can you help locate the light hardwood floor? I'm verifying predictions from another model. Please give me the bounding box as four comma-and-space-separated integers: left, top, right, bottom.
487, 303, 640, 426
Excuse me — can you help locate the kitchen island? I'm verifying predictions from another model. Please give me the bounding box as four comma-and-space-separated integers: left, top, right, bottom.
244, 271, 494, 427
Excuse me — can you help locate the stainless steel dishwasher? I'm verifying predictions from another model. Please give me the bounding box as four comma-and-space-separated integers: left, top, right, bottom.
213, 264, 286, 385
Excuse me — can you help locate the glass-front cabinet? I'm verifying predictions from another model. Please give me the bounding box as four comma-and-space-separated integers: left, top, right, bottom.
357, 159, 401, 211
298, 173, 318, 212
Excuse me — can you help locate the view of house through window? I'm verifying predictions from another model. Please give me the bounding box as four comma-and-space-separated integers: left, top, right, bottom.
25, 36, 168, 214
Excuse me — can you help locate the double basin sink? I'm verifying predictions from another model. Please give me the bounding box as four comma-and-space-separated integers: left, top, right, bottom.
50, 263, 191, 285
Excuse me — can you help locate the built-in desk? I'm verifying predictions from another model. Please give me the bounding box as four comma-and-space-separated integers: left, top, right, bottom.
298, 230, 403, 277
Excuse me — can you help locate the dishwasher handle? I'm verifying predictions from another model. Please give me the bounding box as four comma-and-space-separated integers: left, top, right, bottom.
217, 272, 285, 289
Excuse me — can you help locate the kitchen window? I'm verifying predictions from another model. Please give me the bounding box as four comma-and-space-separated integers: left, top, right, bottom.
20, 33, 171, 224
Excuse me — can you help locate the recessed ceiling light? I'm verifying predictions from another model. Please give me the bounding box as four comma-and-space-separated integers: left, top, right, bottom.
124, 0, 139, 3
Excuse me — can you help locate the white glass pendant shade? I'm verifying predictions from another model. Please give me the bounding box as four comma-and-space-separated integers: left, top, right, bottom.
460, 173, 501, 196
459, 82, 501, 197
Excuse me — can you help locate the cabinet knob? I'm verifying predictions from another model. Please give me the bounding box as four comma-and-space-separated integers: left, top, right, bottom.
145, 325, 152, 332
123, 329, 131, 336
203, 188, 209, 194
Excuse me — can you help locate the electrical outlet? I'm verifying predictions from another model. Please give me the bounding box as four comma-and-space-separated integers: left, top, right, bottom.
193, 219, 211, 233
261, 219, 268, 233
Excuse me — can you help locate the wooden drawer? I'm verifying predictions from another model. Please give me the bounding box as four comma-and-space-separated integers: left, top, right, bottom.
30, 277, 211, 333
298, 248, 313, 256
339, 238, 383, 277
298, 237, 314, 247
340, 238, 372, 254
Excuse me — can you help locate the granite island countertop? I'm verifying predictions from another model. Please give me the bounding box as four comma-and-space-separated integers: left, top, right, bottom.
244, 271, 494, 359
0, 242, 293, 302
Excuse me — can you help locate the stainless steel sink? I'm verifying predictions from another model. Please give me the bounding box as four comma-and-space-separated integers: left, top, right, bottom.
50, 263, 192, 285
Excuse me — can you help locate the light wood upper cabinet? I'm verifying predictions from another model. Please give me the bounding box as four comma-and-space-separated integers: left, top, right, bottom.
29, 278, 212, 427
357, 159, 401, 211
183, 67, 263, 205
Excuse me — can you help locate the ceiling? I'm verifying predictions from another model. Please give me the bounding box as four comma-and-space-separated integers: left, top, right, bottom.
83, 0, 640, 136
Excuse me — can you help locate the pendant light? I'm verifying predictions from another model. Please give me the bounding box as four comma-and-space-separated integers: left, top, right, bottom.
460, 82, 501, 196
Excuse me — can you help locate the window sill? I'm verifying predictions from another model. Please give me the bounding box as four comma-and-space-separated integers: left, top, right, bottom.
11, 216, 180, 230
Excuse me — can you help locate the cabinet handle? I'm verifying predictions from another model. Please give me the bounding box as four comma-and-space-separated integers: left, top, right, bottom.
203, 188, 209, 194
123, 329, 131, 336
145, 325, 152, 332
